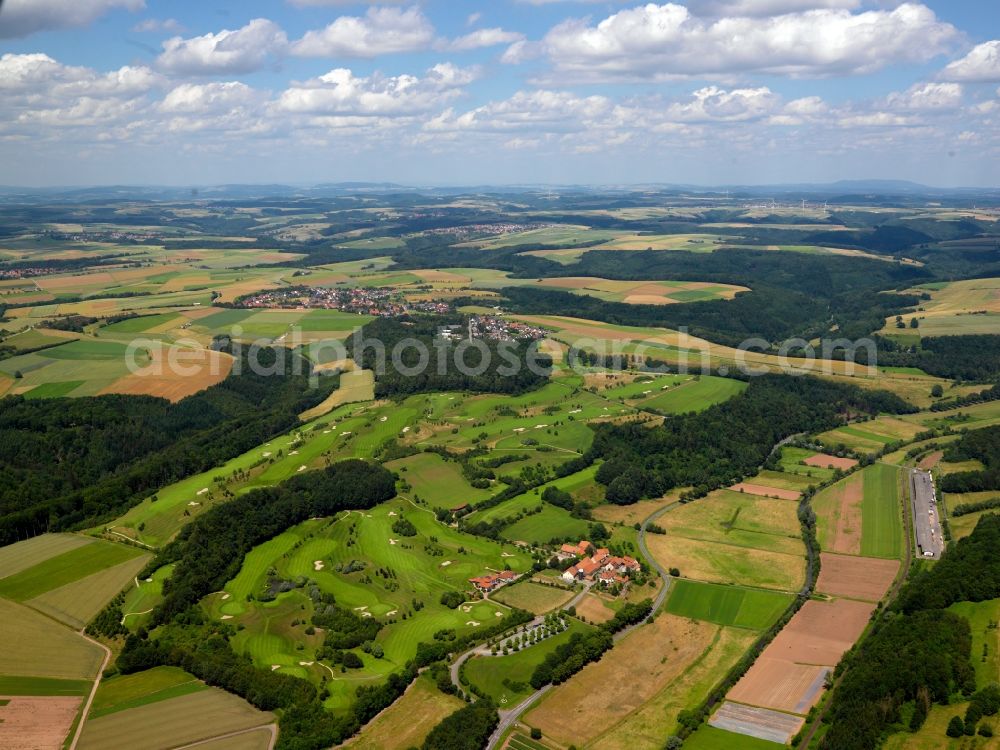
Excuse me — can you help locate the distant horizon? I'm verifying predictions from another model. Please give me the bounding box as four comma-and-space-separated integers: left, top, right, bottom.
3, 178, 1000, 193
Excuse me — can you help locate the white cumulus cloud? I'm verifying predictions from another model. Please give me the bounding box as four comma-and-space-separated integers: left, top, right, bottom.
277, 63, 475, 116
156, 19, 288, 76
291, 6, 435, 58
940, 41, 1000, 83
538, 2, 958, 81
886, 82, 963, 112
684, 0, 860, 17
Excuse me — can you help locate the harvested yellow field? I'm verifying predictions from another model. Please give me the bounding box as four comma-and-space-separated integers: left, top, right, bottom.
344, 676, 464, 750
300, 369, 375, 421
98, 347, 233, 402
525, 614, 717, 746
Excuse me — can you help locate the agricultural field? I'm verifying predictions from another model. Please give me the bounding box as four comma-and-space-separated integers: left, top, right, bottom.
815, 553, 899, 602
655, 489, 804, 556
90, 667, 207, 719
0, 533, 92, 579
812, 464, 904, 559
523, 615, 757, 750
860, 463, 904, 558
645, 531, 804, 592
881, 277, 1000, 337
77, 686, 274, 750
664, 579, 793, 630
683, 725, 785, 750
0, 598, 105, 680
0, 695, 84, 750
718, 597, 875, 735
343, 674, 464, 750
0, 537, 146, 603
491, 580, 575, 614
817, 416, 924, 455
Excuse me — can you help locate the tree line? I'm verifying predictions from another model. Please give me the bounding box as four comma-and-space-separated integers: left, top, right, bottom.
587, 374, 914, 503
0, 345, 339, 545
939, 425, 1000, 493
820, 513, 1000, 749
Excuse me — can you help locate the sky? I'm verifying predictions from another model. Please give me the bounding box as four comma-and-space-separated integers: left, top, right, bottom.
1, 0, 1000, 187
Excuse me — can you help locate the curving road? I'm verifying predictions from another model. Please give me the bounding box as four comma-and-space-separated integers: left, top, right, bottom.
482, 501, 680, 749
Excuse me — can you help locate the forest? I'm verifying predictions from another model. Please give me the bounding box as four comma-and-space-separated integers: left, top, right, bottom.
821, 514, 1000, 749
588, 374, 914, 503
940, 425, 1000, 493
349, 315, 551, 397
0, 345, 339, 545
877, 335, 1000, 382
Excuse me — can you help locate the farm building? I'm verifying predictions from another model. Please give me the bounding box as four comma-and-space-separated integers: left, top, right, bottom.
561, 543, 640, 584
557, 540, 594, 560
469, 569, 518, 593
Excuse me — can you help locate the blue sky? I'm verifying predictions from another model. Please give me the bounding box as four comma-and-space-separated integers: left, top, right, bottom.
1, 0, 999, 186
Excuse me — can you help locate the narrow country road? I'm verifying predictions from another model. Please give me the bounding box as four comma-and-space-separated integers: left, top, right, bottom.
482, 500, 679, 749
68, 631, 111, 750
448, 583, 594, 693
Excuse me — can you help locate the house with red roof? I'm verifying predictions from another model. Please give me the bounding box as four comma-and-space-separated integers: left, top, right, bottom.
469, 569, 518, 593
561, 543, 641, 585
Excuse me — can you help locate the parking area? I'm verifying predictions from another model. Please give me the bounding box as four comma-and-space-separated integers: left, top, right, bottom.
910, 469, 944, 559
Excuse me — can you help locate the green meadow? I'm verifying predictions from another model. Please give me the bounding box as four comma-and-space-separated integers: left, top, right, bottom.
664, 579, 793, 630
861, 463, 904, 559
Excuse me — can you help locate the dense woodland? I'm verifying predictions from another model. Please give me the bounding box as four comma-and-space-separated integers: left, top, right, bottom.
151, 459, 396, 623
349, 315, 551, 397
877, 335, 1000, 382
821, 514, 1000, 749
588, 374, 913, 503
939, 425, 1000, 493
0, 345, 338, 546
